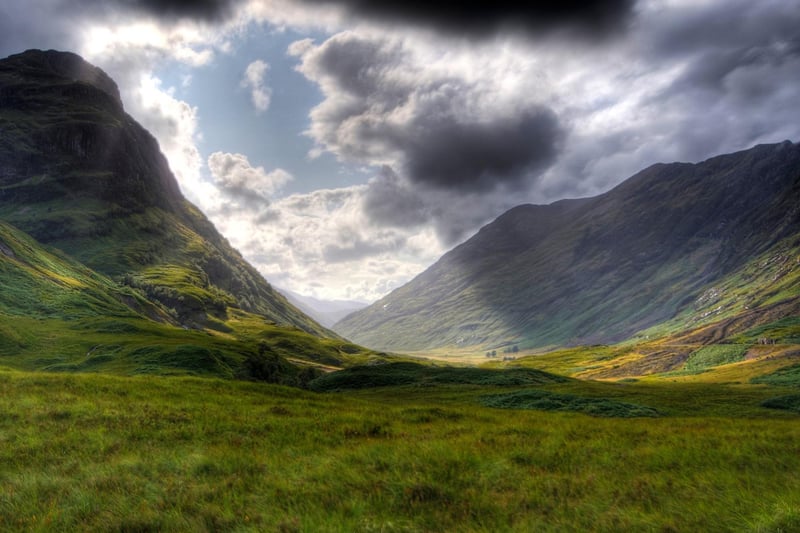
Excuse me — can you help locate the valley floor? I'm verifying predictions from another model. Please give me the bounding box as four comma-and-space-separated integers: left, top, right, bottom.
1, 367, 799, 532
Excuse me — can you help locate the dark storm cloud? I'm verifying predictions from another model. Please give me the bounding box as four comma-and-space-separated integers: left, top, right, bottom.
122, 0, 242, 21
359, 165, 518, 245
627, 0, 800, 165
296, 32, 564, 195
400, 107, 562, 191
362, 167, 429, 228
300, 0, 635, 39
643, 0, 800, 60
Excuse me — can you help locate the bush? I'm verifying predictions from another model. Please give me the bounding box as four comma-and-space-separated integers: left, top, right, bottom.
684, 345, 747, 371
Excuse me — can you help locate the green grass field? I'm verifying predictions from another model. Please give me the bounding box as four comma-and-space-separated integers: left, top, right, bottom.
1, 366, 799, 532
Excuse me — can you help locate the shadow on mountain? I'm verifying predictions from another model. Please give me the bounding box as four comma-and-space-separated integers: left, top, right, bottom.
335, 141, 800, 351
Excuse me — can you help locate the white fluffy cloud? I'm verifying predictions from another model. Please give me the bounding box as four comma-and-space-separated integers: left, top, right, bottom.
240, 59, 271, 112
200, 151, 441, 302
209, 151, 291, 203
207, 181, 445, 302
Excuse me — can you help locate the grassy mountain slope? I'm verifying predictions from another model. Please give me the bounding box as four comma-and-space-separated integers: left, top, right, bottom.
0, 49, 327, 336
336, 141, 800, 351
0, 220, 373, 378
0, 49, 380, 377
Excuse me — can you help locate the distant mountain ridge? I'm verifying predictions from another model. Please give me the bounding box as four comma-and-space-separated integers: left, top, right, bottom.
281, 289, 368, 328
0, 49, 328, 336
335, 141, 800, 351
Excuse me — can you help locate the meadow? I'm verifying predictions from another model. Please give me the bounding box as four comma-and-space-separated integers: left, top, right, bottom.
1, 365, 799, 532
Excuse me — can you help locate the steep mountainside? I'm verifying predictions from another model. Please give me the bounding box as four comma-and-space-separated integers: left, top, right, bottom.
0, 49, 327, 336
335, 141, 800, 351
0, 219, 373, 378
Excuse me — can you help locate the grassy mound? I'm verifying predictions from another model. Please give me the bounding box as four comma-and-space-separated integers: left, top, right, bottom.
761, 394, 800, 413
480, 389, 661, 418
309, 361, 566, 391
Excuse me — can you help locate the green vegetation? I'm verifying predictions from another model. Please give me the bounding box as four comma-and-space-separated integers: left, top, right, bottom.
683, 344, 748, 372
1, 368, 800, 532
732, 316, 800, 345
309, 361, 565, 391
480, 389, 661, 417
761, 394, 800, 413
752, 364, 800, 387
0, 220, 375, 380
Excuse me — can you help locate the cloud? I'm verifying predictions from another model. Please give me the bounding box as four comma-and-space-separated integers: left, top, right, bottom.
322, 230, 406, 263
401, 106, 561, 191
289, 30, 568, 244
292, 31, 563, 193
240, 59, 272, 113
121, 0, 244, 22
298, 0, 635, 39
0, 0, 83, 55
206, 182, 446, 302
362, 166, 428, 228
208, 151, 292, 206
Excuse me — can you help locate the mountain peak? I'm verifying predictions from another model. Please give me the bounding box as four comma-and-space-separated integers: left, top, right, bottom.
0, 49, 331, 337
1, 49, 122, 108
0, 49, 183, 212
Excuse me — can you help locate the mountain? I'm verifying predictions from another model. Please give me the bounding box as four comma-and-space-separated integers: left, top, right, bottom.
281, 289, 368, 328
0, 218, 375, 378
0, 49, 379, 378
0, 49, 327, 336
335, 141, 800, 351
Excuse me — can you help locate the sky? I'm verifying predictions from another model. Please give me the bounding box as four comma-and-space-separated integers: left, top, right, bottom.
1, 0, 799, 303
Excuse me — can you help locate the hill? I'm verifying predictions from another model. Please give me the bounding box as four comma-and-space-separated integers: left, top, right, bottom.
335, 141, 800, 351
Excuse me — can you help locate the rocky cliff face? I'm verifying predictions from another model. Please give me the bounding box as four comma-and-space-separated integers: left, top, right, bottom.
0, 49, 330, 336
0, 49, 181, 211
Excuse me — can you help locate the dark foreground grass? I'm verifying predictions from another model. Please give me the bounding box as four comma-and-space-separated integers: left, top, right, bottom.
309, 361, 566, 391
480, 389, 661, 417
761, 394, 800, 413
1, 368, 800, 532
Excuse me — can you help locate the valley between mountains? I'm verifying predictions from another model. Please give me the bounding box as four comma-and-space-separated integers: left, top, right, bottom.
1, 49, 800, 532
